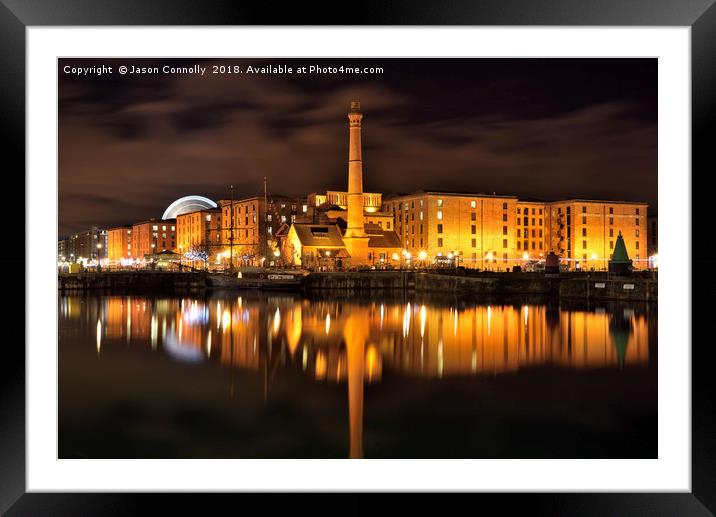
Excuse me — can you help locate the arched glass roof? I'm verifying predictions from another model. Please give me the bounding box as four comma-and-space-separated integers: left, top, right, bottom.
162, 195, 217, 220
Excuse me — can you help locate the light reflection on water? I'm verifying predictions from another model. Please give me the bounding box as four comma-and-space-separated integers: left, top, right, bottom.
59, 293, 654, 459
63, 294, 649, 377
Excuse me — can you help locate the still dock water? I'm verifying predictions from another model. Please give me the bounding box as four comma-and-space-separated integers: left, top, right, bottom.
59, 293, 657, 458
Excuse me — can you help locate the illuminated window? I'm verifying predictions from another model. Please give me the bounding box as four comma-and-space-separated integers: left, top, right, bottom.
437, 199, 443, 207
636, 229, 640, 238
471, 200, 476, 208
437, 210, 443, 220
420, 211, 424, 221
302, 205, 308, 212
152, 225, 158, 230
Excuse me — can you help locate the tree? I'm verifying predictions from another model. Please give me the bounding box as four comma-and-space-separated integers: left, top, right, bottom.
185, 243, 211, 270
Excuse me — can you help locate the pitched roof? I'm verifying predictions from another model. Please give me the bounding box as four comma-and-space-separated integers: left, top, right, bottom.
291, 224, 346, 247
364, 224, 402, 249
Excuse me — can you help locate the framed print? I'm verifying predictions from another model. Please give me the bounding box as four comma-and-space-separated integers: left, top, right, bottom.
3, 0, 715, 514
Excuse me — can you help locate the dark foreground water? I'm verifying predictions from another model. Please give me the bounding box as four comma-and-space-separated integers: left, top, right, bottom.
59, 292, 657, 459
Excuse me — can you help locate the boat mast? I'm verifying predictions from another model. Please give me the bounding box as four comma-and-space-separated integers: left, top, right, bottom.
263, 176, 268, 263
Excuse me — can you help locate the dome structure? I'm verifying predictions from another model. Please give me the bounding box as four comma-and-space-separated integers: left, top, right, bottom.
162, 195, 217, 220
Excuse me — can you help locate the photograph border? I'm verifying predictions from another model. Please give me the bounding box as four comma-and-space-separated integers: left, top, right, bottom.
3, 1, 714, 514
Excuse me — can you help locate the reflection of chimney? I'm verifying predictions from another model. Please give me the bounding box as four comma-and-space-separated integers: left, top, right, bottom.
345, 101, 366, 239
343, 311, 367, 459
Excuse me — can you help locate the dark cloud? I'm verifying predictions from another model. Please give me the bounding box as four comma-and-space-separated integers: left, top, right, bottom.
59, 58, 657, 235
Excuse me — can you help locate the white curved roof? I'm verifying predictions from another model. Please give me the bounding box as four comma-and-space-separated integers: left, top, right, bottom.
162, 195, 217, 220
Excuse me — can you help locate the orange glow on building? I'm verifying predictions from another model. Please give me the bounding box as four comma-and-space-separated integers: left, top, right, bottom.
107, 225, 133, 261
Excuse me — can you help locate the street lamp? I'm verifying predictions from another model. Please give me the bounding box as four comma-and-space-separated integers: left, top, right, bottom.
418, 250, 427, 269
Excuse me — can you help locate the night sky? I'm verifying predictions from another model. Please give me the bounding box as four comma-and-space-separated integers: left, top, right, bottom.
59, 58, 657, 235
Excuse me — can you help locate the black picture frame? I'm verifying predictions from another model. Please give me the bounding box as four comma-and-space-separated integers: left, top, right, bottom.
3, 1, 713, 514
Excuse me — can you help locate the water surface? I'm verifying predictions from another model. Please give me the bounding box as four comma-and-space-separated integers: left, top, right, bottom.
59, 292, 657, 458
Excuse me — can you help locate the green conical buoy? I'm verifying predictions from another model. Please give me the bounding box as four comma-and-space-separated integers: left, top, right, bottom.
609, 231, 632, 275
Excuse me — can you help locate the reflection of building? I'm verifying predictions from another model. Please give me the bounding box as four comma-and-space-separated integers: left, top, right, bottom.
77, 294, 651, 458
77, 295, 650, 378
286, 102, 402, 268
107, 225, 133, 261
131, 219, 176, 259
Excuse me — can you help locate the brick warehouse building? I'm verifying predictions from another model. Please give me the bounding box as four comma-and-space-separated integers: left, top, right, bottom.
176, 208, 222, 259
384, 192, 648, 271
107, 225, 133, 261
130, 219, 176, 260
